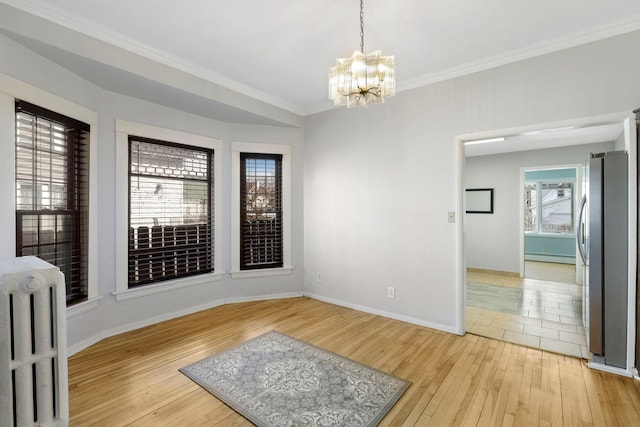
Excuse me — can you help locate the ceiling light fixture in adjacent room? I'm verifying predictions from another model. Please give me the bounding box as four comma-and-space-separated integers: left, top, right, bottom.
329, 0, 395, 108
463, 137, 506, 146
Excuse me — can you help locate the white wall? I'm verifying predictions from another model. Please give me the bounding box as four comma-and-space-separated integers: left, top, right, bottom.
304, 30, 640, 333
464, 142, 614, 273
614, 129, 626, 151
0, 33, 305, 353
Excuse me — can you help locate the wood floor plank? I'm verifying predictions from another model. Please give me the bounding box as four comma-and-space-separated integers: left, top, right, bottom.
426, 335, 484, 425
486, 343, 519, 425
476, 339, 511, 426
458, 339, 504, 426
514, 348, 539, 425
449, 337, 497, 425
611, 375, 640, 426
581, 365, 607, 426
503, 342, 527, 423
403, 333, 471, 423
528, 348, 544, 425
67, 297, 640, 426
567, 356, 594, 425
380, 331, 452, 426
540, 351, 563, 426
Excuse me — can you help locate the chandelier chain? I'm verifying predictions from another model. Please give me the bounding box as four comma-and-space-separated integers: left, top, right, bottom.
360, 0, 364, 53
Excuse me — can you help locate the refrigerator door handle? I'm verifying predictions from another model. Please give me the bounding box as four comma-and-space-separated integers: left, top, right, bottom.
576, 195, 587, 264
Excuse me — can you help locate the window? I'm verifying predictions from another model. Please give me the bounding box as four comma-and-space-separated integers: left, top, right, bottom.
128, 136, 213, 287
240, 153, 283, 270
15, 100, 90, 305
524, 181, 574, 234
231, 142, 291, 278
524, 183, 537, 232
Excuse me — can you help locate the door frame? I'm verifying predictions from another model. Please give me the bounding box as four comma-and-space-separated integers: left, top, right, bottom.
457, 110, 637, 377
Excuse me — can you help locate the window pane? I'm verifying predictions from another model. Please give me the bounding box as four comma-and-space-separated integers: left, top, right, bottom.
15, 101, 89, 305
16, 113, 70, 210
524, 183, 537, 232
240, 153, 282, 270
540, 182, 573, 233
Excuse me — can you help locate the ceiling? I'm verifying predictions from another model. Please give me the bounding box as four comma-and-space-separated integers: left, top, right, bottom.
1, 0, 640, 121
464, 123, 625, 157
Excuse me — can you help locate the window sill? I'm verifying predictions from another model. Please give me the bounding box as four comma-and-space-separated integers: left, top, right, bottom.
113, 272, 225, 302
230, 266, 293, 279
67, 295, 103, 318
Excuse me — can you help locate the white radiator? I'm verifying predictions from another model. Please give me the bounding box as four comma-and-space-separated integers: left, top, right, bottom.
0, 257, 68, 427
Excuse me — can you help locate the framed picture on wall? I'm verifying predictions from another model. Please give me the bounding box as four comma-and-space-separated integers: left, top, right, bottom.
465, 188, 494, 214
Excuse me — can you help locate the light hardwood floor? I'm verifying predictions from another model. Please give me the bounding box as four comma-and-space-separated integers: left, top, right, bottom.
68, 297, 640, 426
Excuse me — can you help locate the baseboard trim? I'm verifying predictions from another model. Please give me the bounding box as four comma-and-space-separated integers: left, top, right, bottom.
223, 292, 303, 305
69, 291, 457, 356
303, 292, 461, 336
587, 362, 633, 377
67, 333, 107, 357
67, 292, 304, 356
524, 254, 576, 264
466, 267, 520, 277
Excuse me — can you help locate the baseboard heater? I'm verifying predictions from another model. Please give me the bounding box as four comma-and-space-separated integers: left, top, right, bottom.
0, 257, 68, 427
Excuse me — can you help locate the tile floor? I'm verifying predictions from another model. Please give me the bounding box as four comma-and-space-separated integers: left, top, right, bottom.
466, 262, 589, 359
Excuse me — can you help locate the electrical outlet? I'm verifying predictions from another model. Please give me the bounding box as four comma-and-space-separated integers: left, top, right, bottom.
317, 273, 322, 282
387, 286, 395, 298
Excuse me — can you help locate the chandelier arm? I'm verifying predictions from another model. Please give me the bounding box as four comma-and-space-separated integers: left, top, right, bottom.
345, 87, 381, 98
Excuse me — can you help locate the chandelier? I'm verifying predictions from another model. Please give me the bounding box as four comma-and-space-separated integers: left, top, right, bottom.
329, 0, 395, 108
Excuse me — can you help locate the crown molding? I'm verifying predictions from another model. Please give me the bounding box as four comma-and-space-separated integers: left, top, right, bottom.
0, 0, 306, 116
397, 14, 640, 93
304, 14, 640, 116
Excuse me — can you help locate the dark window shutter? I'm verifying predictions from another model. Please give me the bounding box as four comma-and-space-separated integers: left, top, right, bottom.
128, 136, 213, 287
15, 100, 90, 305
240, 153, 283, 270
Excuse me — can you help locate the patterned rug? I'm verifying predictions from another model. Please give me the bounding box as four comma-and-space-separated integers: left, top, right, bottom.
180, 331, 410, 426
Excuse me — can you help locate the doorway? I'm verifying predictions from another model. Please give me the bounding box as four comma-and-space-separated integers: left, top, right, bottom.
462, 123, 626, 359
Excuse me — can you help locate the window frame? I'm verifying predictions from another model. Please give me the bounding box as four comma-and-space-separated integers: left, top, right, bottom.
127, 135, 214, 288
239, 152, 284, 270
231, 142, 292, 278
524, 178, 576, 236
0, 73, 100, 317
114, 120, 223, 301
15, 99, 91, 305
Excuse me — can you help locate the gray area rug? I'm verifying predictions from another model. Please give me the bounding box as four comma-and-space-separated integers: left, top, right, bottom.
180, 331, 410, 426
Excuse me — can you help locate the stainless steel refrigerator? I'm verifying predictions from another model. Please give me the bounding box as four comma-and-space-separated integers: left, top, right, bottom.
577, 151, 628, 368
